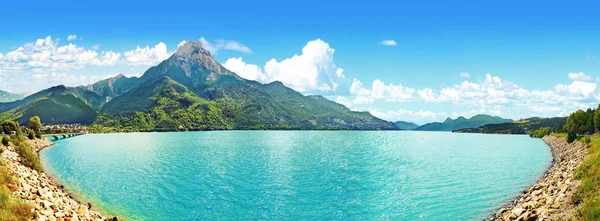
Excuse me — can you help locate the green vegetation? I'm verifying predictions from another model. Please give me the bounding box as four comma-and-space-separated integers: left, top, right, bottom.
528, 127, 552, 138
415, 114, 512, 131
0, 156, 34, 221
543, 106, 600, 219
25, 129, 34, 140
1, 119, 43, 173
455, 117, 566, 134
26, 116, 42, 139
1, 136, 8, 146
1, 120, 22, 137
565, 110, 595, 136
0, 85, 97, 125
571, 137, 600, 220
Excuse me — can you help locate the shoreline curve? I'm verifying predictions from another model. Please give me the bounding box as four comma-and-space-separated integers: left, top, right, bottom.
1, 138, 114, 221
489, 136, 587, 220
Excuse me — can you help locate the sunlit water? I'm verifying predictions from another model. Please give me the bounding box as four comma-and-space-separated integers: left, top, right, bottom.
40, 131, 551, 220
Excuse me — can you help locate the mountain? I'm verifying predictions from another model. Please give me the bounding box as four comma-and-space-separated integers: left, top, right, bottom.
454, 117, 567, 134
71, 74, 140, 109
0, 85, 96, 125
0, 90, 23, 102
0, 41, 397, 131
95, 41, 397, 131
394, 121, 419, 130
414, 114, 512, 131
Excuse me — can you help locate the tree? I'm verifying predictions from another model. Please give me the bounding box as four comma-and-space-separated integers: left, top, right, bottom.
567, 132, 577, 143
594, 105, 600, 132
1, 120, 22, 137
26, 129, 35, 140
566, 110, 592, 135
586, 108, 596, 133
27, 116, 42, 139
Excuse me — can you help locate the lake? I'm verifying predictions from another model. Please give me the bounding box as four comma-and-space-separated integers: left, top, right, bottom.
40, 131, 551, 220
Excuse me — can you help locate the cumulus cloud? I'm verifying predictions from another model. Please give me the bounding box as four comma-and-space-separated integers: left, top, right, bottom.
568, 72, 592, 82
222, 57, 267, 82
67, 34, 77, 41
460, 72, 470, 78
0, 36, 120, 72
351, 73, 598, 122
199, 37, 251, 54
379, 40, 397, 46
369, 108, 449, 123
347, 78, 415, 104
123, 42, 170, 65
223, 39, 345, 92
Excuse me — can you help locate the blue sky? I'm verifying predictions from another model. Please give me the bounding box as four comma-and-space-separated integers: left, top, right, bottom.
1, 0, 599, 124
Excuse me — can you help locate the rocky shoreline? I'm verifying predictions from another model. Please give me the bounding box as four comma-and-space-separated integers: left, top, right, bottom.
1, 138, 113, 221
490, 136, 588, 220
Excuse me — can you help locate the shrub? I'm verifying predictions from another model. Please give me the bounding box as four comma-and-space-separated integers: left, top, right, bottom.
1, 136, 8, 146
529, 127, 552, 138
15, 143, 43, 173
26, 129, 35, 140
582, 136, 592, 145
0, 162, 34, 221
567, 132, 577, 143
0, 120, 22, 137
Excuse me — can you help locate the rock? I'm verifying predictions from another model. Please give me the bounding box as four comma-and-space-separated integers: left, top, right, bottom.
55, 211, 65, 218
512, 207, 525, 217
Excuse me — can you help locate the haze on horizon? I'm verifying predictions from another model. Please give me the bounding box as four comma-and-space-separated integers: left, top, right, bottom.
0, 0, 598, 124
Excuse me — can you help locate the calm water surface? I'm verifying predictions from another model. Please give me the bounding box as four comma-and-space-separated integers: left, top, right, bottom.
40, 131, 551, 220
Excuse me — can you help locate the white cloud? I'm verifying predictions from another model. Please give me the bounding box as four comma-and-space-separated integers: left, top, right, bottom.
568, 72, 592, 82
199, 37, 251, 54
357, 73, 598, 122
369, 108, 449, 123
348, 78, 415, 104
379, 40, 397, 46
0, 36, 120, 72
335, 96, 353, 108
223, 39, 345, 92
460, 72, 470, 78
67, 34, 77, 41
555, 80, 597, 98
123, 42, 170, 65
222, 57, 267, 82
92, 44, 100, 50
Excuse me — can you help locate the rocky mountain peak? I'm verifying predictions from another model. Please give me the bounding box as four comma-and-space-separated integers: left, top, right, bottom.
175, 41, 206, 57
167, 40, 233, 78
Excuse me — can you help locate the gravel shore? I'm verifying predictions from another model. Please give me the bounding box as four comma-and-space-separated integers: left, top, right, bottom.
1, 139, 113, 221
490, 136, 588, 220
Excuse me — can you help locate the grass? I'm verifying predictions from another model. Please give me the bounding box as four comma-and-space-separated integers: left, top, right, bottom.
0, 161, 34, 221
552, 133, 600, 220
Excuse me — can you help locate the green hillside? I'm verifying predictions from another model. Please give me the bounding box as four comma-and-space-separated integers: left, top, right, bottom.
394, 121, 420, 130
454, 117, 567, 134
415, 114, 512, 131
0, 86, 96, 125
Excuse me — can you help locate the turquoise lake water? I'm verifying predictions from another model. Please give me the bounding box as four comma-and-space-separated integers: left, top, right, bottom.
40, 131, 551, 220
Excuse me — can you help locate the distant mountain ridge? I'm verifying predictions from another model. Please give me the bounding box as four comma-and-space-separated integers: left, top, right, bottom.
0, 41, 397, 131
0, 90, 23, 102
454, 117, 566, 134
394, 121, 420, 130
415, 114, 513, 131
